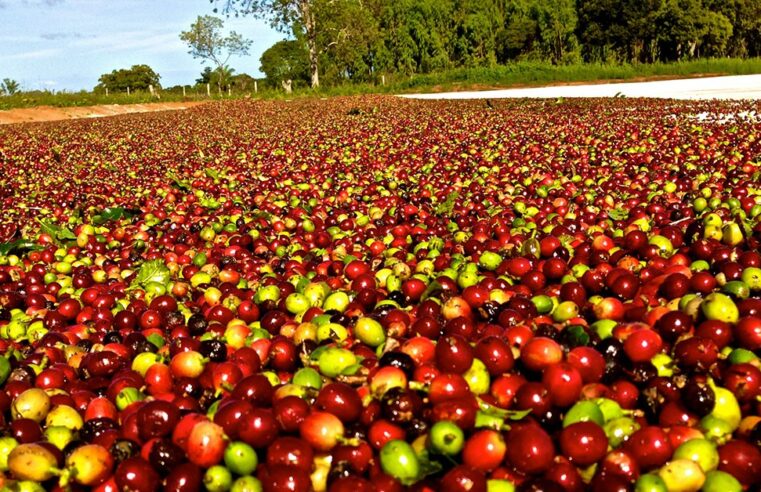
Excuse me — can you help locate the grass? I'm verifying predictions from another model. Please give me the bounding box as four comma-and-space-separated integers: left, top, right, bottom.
0, 90, 209, 111
388, 57, 761, 92
2, 57, 761, 110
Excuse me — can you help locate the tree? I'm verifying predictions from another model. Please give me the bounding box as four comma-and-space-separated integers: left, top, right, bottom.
497, 18, 539, 62
231, 72, 258, 91
706, 0, 761, 57
451, 0, 505, 67
95, 65, 160, 92
213, 65, 237, 92
212, 0, 324, 88
315, 0, 381, 83
532, 0, 578, 63
0, 79, 20, 96
180, 15, 252, 92
577, 0, 662, 62
376, 0, 454, 75
196, 67, 214, 85
698, 10, 733, 57
260, 39, 310, 87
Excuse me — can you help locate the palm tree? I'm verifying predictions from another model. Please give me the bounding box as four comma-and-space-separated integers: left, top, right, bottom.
0, 79, 20, 96
212, 65, 235, 94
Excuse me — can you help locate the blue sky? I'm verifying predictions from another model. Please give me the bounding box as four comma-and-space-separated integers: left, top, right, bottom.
0, 0, 283, 91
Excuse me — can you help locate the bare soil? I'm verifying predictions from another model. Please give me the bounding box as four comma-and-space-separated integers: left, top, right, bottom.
0, 101, 207, 125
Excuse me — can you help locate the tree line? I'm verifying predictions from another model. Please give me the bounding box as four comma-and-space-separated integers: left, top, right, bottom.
11, 0, 760, 96
216, 0, 761, 89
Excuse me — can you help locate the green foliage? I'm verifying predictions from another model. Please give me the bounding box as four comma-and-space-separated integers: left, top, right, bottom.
0, 79, 20, 96
229, 0, 761, 87
532, 0, 578, 63
197, 67, 215, 85
213, 0, 322, 87
95, 65, 161, 93
133, 260, 171, 288
0, 240, 43, 257
387, 57, 761, 90
260, 40, 310, 87
376, 0, 454, 74
180, 15, 252, 88
91, 207, 139, 226
36, 219, 76, 243
231, 72, 258, 90
2, 57, 761, 111
436, 191, 460, 216
577, 0, 759, 62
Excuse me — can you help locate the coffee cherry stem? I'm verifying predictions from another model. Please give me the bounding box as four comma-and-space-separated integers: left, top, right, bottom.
57, 468, 71, 488
409, 381, 429, 392
336, 436, 362, 447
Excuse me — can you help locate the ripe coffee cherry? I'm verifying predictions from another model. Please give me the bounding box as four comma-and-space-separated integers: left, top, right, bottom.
474, 336, 514, 375
717, 440, 761, 486
505, 424, 554, 474
559, 422, 608, 466
680, 380, 715, 416
625, 427, 673, 470
542, 363, 583, 407
435, 335, 474, 374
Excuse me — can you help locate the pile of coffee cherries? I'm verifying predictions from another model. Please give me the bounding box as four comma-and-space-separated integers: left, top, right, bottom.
0, 97, 760, 491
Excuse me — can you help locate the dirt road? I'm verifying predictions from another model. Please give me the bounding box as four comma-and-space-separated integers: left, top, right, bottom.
0, 101, 206, 125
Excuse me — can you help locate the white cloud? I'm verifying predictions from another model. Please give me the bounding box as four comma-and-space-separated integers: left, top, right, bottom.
41, 32, 92, 40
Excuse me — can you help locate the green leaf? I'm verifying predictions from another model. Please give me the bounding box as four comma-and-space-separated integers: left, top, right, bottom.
565, 325, 591, 347
420, 280, 442, 301
172, 177, 191, 191
341, 363, 363, 376
505, 408, 534, 420
427, 236, 444, 251
435, 191, 459, 216
205, 168, 221, 181
134, 260, 171, 287
146, 333, 166, 349
57, 227, 76, 240
0, 240, 44, 256
608, 208, 629, 221
37, 219, 76, 242
92, 207, 139, 225
342, 254, 358, 265
415, 449, 444, 483
477, 398, 532, 420
37, 218, 60, 238
309, 345, 329, 361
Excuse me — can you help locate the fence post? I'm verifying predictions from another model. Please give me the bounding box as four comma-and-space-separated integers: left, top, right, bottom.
149, 84, 154, 97
105, 88, 109, 97
381, 75, 385, 86
207, 83, 211, 97
228, 86, 231, 97
127, 86, 130, 96
254, 81, 258, 93
183, 86, 186, 97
